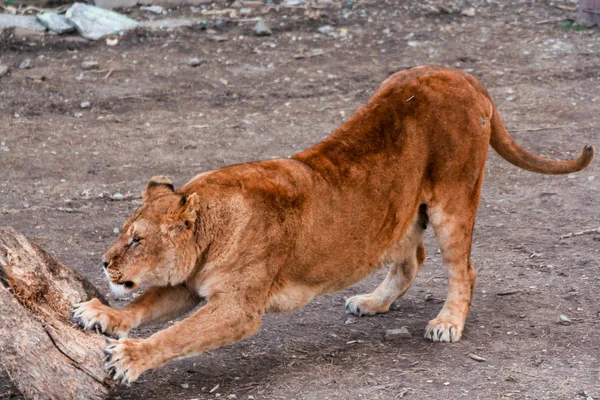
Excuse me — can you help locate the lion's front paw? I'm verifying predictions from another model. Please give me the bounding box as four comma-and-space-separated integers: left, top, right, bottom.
345, 294, 390, 317
424, 317, 463, 342
104, 338, 151, 384
72, 298, 131, 339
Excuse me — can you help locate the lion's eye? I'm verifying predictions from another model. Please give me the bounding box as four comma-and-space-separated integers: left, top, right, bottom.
129, 237, 141, 248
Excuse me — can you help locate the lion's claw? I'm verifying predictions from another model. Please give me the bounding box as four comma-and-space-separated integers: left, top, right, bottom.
103, 338, 148, 384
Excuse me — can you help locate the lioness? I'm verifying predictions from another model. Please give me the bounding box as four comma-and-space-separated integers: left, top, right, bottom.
73, 66, 594, 384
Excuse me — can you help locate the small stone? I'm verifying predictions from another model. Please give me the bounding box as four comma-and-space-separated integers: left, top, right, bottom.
461, 7, 476, 17
140, 5, 165, 14
187, 57, 203, 67
111, 192, 124, 200
81, 61, 100, 70
0, 65, 8, 77
384, 327, 412, 340
209, 35, 228, 42
19, 59, 32, 70
317, 25, 333, 34
253, 18, 271, 36
231, 0, 243, 8
106, 37, 119, 46
239, 8, 252, 15
74, 112, 84, 118
80, 101, 91, 109
558, 314, 571, 326
344, 318, 357, 325
180, 383, 189, 389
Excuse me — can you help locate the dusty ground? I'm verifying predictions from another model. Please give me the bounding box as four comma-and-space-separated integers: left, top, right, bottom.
1, 0, 599, 399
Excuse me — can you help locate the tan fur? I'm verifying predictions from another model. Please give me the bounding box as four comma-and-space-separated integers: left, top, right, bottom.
72, 66, 594, 383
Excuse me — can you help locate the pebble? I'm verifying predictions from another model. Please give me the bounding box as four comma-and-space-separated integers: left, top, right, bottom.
74, 112, 84, 118
461, 7, 476, 17
558, 314, 571, 326
384, 327, 412, 340
239, 8, 252, 15
209, 35, 228, 42
80, 101, 91, 109
253, 18, 272, 36
187, 57, 203, 67
344, 318, 357, 325
111, 192, 124, 200
180, 383, 189, 389
140, 5, 165, 14
318, 25, 333, 34
0, 65, 8, 77
81, 60, 100, 70
19, 59, 32, 70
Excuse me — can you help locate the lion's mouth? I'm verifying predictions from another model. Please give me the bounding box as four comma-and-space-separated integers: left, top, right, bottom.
108, 280, 138, 297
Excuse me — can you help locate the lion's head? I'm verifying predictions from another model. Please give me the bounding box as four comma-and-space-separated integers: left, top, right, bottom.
102, 176, 200, 296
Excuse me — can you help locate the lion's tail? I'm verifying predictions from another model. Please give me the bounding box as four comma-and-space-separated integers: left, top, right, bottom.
489, 105, 594, 174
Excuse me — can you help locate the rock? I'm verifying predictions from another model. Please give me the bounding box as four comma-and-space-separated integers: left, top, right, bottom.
317, 25, 333, 34
0, 14, 46, 32
180, 383, 189, 389
558, 314, 572, 326
384, 327, 412, 340
253, 18, 271, 36
284, 0, 308, 5
209, 35, 228, 42
74, 112, 84, 118
36, 13, 76, 34
80, 101, 91, 109
239, 8, 252, 15
106, 37, 119, 46
19, 59, 32, 70
461, 7, 476, 17
66, 3, 140, 41
0, 65, 8, 77
231, 0, 243, 9
111, 193, 124, 200
81, 60, 100, 70
186, 57, 203, 67
140, 5, 165, 15
344, 318, 357, 325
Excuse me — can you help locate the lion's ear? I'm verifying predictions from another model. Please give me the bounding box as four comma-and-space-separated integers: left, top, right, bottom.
143, 176, 174, 201
179, 193, 199, 229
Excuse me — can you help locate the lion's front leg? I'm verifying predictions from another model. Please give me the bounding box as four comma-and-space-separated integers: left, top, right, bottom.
104, 292, 263, 384
73, 284, 200, 338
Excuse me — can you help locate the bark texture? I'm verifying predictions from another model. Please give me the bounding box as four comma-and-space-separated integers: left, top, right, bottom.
0, 227, 115, 400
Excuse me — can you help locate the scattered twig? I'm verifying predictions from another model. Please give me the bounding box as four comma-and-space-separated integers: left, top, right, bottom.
560, 227, 600, 239
509, 125, 571, 133
496, 290, 521, 296
535, 18, 568, 25
468, 353, 487, 362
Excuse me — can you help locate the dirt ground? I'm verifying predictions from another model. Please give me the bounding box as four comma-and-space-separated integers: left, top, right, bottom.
1, 0, 599, 399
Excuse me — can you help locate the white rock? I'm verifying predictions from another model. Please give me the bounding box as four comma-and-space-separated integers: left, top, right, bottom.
384, 327, 412, 340
66, 3, 140, 41
461, 7, 476, 17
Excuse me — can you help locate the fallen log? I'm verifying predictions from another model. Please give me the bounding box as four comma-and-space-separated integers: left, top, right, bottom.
0, 227, 115, 400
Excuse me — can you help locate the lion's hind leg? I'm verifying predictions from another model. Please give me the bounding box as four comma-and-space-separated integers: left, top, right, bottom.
345, 213, 427, 317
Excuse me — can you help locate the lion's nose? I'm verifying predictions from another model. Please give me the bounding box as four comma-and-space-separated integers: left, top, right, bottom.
102, 259, 109, 269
